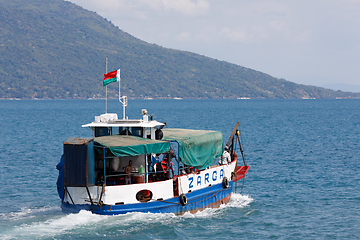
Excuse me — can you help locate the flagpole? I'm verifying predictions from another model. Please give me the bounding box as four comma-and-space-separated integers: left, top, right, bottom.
117, 68, 126, 119
105, 57, 108, 114
119, 67, 122, 103
118, 69, 122, 118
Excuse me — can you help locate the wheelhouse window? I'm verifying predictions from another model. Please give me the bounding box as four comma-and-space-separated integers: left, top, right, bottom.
95, 127, 109, 137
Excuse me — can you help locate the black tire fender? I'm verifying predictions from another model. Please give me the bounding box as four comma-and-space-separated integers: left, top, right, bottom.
179, 193, 187, 206
222, 177, 229, 188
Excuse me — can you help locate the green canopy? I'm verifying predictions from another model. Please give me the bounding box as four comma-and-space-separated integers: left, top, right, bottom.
162, 128, 224, 170
94, 135, 170, 157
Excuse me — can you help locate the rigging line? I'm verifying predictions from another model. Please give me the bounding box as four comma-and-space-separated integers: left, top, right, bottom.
240, 177, 245, 194
236, 133, 246, 166
154, 199, 181, 205
188, 188, 224, 205
153, 188, 225, 205
64, 187, 75, 205
98, 183, 105, 206
233, 130, 238, 153
238, 127, 246, 164
85, 186, 93, 205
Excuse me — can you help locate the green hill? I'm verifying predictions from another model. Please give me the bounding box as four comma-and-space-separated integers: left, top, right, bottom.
1, 0, 359, 99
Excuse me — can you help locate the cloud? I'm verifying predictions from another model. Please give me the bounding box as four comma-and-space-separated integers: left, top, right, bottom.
194, 33, 211, 43
68, 0, 209, 18
218, 27, 253, 43
160, 0, 209, 15
175, 31, 191, 42
214, 1, 311, 44
66, 0, 360, 85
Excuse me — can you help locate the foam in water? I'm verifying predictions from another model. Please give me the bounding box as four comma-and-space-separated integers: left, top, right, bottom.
228, 193, 253, 208
1, 194, 253, 239
180, 193, 254, 219
1, 210, 105, 239
0, 206, 60, 221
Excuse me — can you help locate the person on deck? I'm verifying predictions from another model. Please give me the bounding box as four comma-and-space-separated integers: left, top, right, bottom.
159, 156, 169, 180
125, 160, 133, 184
220, 146, 231, 164
159, 154, 174, 180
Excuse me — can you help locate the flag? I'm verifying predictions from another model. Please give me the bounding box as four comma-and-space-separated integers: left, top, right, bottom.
103, 69, 120, 87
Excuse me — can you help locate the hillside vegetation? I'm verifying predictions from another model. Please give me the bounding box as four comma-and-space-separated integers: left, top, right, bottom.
1, 0, 359, 99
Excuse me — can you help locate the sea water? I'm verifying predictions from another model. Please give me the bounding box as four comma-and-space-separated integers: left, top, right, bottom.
0, 99, 359, 239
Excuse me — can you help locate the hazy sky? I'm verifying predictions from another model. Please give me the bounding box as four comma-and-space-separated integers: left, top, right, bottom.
67, 0, 360, 88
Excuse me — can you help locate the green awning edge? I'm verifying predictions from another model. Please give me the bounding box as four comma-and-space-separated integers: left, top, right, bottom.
94, 135, 170, 157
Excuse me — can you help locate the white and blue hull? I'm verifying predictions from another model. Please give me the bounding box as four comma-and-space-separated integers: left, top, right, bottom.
61, 181, 233, 215
59, 162, 236, 215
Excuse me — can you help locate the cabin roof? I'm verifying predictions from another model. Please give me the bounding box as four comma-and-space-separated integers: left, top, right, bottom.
82, 119, 165, 128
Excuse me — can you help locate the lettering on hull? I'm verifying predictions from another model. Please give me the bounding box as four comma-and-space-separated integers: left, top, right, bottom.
188, 169, 224, 189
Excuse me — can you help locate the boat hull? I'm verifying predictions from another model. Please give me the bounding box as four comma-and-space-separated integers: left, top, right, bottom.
61, 181, 233, 215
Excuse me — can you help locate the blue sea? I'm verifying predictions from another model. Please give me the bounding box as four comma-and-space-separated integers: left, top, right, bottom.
0, 99, 359, 239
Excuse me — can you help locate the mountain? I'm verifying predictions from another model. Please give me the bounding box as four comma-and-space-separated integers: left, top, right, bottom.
1, 0, 359, 99
321, 83, 360, 93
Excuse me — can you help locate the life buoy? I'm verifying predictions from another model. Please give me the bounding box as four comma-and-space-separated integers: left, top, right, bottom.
222, 177, 229, 188
179, 193, 187, 206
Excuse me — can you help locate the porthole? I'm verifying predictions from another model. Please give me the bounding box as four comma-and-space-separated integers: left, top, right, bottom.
136, 189, 153, 203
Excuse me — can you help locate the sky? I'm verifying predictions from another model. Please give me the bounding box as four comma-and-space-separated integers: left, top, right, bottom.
67, 0, 360, 91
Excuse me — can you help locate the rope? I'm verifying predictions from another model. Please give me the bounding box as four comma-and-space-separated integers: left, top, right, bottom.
240, 177, 245, 194
153, 188, 225, 206
64, 187, 75, 205
155, 199, 181, 205
189, 188, 224, 205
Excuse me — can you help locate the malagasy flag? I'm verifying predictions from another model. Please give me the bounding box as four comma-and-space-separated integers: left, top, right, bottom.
103, 69, 120, 87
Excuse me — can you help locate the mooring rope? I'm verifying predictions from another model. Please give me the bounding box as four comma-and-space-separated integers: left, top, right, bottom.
153, 188, 225, 205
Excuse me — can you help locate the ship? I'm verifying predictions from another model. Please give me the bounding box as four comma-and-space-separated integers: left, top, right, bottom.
56, 68, 249, 215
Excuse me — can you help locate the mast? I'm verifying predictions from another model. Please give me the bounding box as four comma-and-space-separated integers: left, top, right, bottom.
105, 57, 108, 114
117, 68, 127, 119
104, 59, 127, 119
